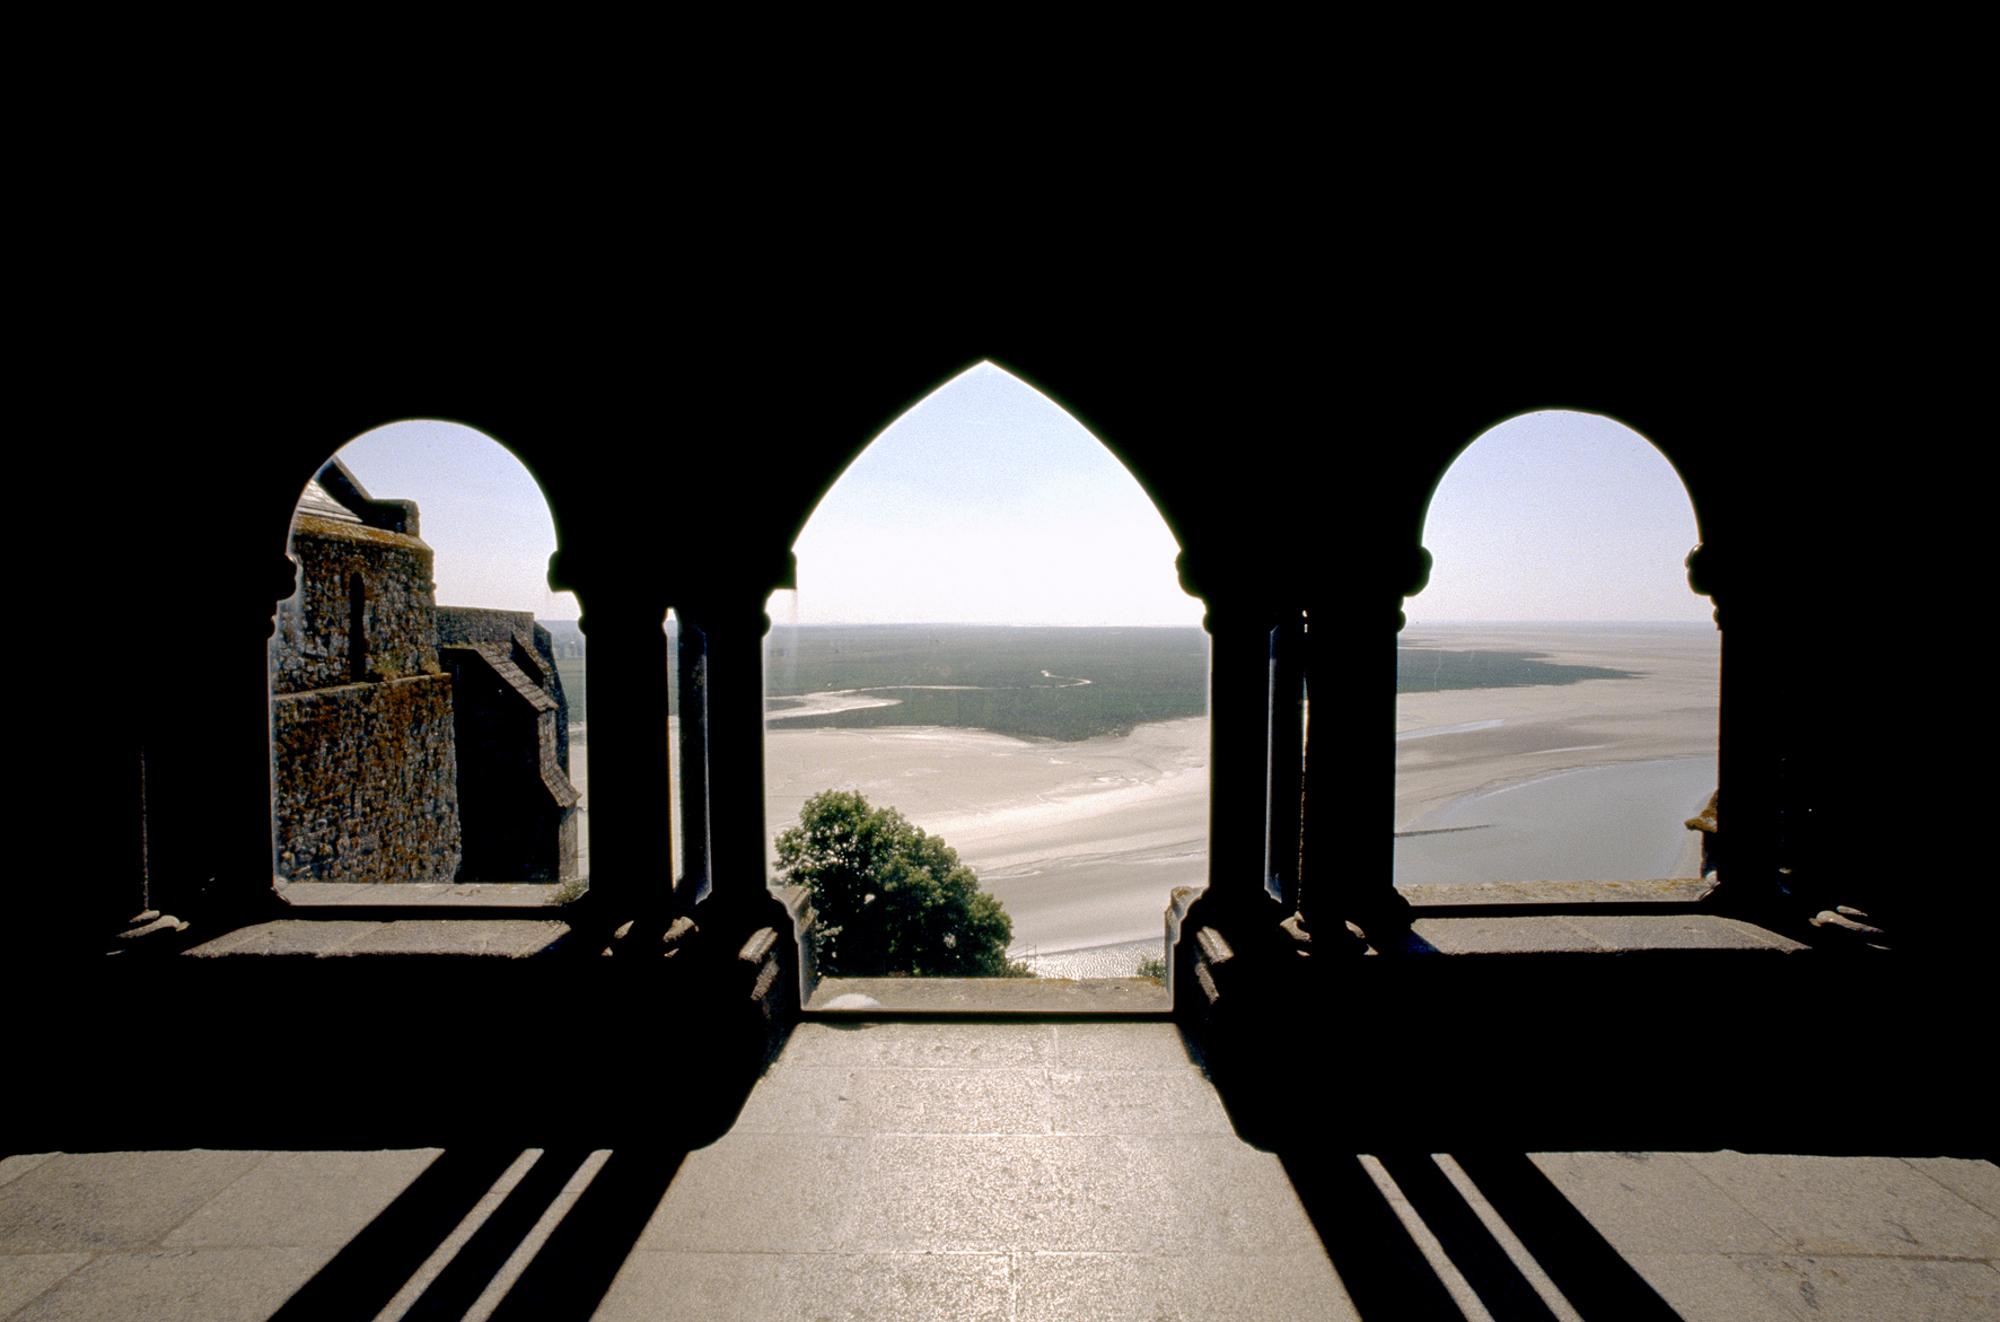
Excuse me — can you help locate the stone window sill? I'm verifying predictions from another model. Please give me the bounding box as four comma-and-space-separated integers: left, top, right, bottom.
181, 917, 575, 959
806, 976, 1170, 1016
1384, 879, 1808, 955
278, 881, 568, 908
1382, 912, 1806, 957
1398, 877, 1714, 912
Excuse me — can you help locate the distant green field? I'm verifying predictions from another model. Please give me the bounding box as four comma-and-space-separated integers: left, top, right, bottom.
1396, 645, 1636, 693
551, 628, 1635, 741
765, 625, 1209, 742
554, 658, 586, 723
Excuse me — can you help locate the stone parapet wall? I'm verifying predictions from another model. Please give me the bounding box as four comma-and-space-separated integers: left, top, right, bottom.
436, 605, 537, 648
273, 518, 440, 694
437, 606, 569, 754
272, 674, 460, 883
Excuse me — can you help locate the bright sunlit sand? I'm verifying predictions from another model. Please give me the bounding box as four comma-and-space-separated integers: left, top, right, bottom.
766, 717, 1208, 960
762, 625, 1720, 957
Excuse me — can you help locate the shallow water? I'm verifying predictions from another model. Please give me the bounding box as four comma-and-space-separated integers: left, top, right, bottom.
1394, 756, 1713, 886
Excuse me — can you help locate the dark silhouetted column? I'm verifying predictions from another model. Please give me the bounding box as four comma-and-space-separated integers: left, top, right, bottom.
1207, 600, 1284, 907
146, 556, 298, 926
673, 615, 711, 907
573, 593, 675, 920
679, 594, 776, 924
1299, 549, 1426, 943
1265, 611, 1306, 912
1691, 544, 1785, 919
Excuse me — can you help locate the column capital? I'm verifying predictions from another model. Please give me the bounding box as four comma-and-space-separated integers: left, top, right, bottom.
676, 594, 775, 638
200, 555, 301, 645
1682, 542, 1725, 629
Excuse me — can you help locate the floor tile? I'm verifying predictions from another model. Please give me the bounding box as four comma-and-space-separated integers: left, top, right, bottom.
637, 1134, 863, 1253
0, 1152, 267, 1253
1624, 1252, 1805, 1321
600, 1251, 1012, 1322
1049, 1067, 1234, 1135
1905, 1158, 2000, 1219
8, 1247, 331, 1322
1735, 1254, 2000, 1322
0, 1254, 93, 1317
1014, 1249, 1356, 1322
733, 1066, 1053, 1135
1531, 1151, 1786, 1252
1686, 1153, 2000, 1257
1052, 1022, 1204, 1072
161, 1149, 440, 1248
0, 1158, 58, 1194
778, 1022, 1056, 1070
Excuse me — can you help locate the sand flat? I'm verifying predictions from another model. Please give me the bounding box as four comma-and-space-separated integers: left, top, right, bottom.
1394, 624, 1719, 828
760, 624, 1721, 954
766, 718, 1208, 957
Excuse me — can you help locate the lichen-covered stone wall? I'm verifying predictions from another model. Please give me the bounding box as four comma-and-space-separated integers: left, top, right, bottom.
271, 674, 461, 883
272, 517, 440, 695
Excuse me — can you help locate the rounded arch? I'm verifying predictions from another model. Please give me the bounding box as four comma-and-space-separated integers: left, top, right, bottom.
1418, 406, 1708, 545
268, 418, 587, 890
269, 416, 576, 608
1410, 408, 1710, 624
1394, 406, 1720, 890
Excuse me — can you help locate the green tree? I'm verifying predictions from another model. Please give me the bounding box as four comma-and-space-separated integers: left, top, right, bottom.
777, 789, 1031, 977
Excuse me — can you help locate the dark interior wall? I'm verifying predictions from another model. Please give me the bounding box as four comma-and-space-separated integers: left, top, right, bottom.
26, 264, 1982, 1153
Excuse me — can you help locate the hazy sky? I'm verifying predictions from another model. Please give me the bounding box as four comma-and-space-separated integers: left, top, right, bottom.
321, 420, 581, 620
1409, 410, 1708, 624
309, 388, 1704, 629
773, 362, 1202, 627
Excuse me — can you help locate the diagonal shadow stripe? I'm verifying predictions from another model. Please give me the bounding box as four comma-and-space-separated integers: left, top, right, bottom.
487, 1146, 686, 1322
1279, 1149, 1467, 1321
1452, 1153, 1681, 1322
270, 1147, 522, 1322
399, 1147, 593, 1322
1377, 1153, 1560, 1321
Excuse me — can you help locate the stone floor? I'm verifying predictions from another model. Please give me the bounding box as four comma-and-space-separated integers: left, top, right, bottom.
2, 1022, 1995, 1319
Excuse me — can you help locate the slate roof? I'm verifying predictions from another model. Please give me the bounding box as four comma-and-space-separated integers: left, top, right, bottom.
295, 477, 363, 524
445, 642, 560, 715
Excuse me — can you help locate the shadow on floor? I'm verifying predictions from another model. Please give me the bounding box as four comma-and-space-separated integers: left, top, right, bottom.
1280, 1149, 1680, 1320
270, 1147, 686, 1321
279, 1143, 1682, 1320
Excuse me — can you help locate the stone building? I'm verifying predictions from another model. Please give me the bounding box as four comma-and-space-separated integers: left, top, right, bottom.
436, 606, 580, 883
269, 459, 579, 884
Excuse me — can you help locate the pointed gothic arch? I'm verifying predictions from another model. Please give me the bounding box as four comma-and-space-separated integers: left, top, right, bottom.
765, 361, 1208, 991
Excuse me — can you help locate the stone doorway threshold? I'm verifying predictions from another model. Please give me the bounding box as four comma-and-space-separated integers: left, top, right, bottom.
806, 976, 1169, 1015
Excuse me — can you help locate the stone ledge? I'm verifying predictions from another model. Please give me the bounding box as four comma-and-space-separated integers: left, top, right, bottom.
808, 977, 1170, 1015
1400, 878, 1714, 908
1386, 913, 1808, 956
182, 918, 573, 959
277, 881, 564, 908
